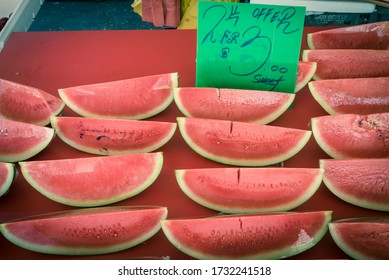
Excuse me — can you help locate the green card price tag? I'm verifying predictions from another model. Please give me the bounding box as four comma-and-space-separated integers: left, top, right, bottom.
196, 1, 306, 93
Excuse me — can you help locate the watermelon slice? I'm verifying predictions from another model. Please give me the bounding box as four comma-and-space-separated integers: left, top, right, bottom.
295, 61, 317, 93
311, 112, 389, 159
0, 119, 55, 162
51, 116, 176, 155
308, 77, 389, 115
329, 217, 389, 260
161, 211, 331, 259
20, 153, 163, 207
173, 87, 295, 125
58, 73, 178, 120
0, 78, 64, 126
302, 49, 389, 80
177, 117, 312, 166
175, 167, 323, 213
320, 158, 389, 211
0, 162, 16, 197
307, 21, 389, 50
0, 206, 167, 255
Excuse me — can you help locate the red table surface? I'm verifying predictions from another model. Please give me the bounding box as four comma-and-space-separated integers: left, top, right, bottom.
0, 27, 386, 260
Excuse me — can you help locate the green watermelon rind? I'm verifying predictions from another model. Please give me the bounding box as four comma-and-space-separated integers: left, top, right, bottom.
320, 159, 389, 211
58, 73, 178, 120
161, 211, 332, 260
173, 88, 295, 125
0, 163, 16, 197
175, 168, 323, 213
50, 116, 177, 156
177, 117, 312, 167
0, 206, 168, 255
19, 153, 164, 207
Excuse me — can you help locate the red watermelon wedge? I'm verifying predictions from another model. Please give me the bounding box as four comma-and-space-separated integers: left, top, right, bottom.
308, 77, 389, 115
295, 61, 317, 93
0, 206, 167, 255
311, 112, 389, 159
177, 117, 312, 166
58, 73, 178, 120
20, 153, 163, 207
51, 116, 176, 155
173, 87, 295, 124
307, 21, 389, 50
0, 78, 64, 126
329, 217, 389, 260
0, 162, 16, 197
175, 167, 323, 213
320, 158, 389, 211
0, 119, 55, 162
161, 211, 331, 259
302, 49, 389, 80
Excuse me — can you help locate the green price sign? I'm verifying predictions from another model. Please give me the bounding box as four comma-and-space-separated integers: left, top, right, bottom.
196, 1, 306, 93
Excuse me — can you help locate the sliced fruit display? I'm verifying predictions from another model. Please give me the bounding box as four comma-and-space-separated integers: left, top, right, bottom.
329, 217, 389, 259
0, 78, 64, 126
58, 72, 178, 119
173, 87, 295, 124
295, 61, 317, 93
311, 112, 389, 159
51, 116, 176, 155
0, 162, 16, 197
20, 153, 163, 207
307, 21, 389, 50
0, 119, 55, 162
320, 158, 389, 211
302, 49, 389, 80
177, 117, 311, 166
0, 206, 167, 255
308, 77, 389, 115
175, 167, 323, 213
161, 211, 331, 259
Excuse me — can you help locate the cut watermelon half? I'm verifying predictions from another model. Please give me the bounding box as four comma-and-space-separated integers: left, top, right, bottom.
307, 21, 389, 50
173, 87, 295, 124
302, 49, 389, 80
161, 211, 331, 259
20, 153, 163, 207
0, 119, 55, 162
320, 158, 389, 211
329, 217, 389, 260
58, 72, 178, 120
308, 77, 389, 115
0, 78, 64, 126
0, 206, 168, 255
311, 112, 389, 159
51, 116, 176, 155
177, 117, 312, 166
175, 167, 323, 213
0, 162, 16, 197
295, 61, 317, 93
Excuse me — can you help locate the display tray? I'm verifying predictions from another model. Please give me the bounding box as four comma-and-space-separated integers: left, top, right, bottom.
0, 27, 386, 260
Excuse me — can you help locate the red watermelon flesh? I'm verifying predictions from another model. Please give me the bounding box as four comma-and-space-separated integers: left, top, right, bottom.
177, 117, 312, 166
0, 206, 167, 255
0, 78, 64, 126
295, 61, 317, 93
320, 158, 389, 211
309, 77, 389, 115
175, 167, 323, 213
307, 21, 389, 50
0, 162, 15, 197
173, 87, 295, 124
20, 153, 163, 207
311, 112, 389, 159
161, 211, 331, 259
302, 49, 389, 80
51, 116, 176, 155
58, 73, 178, 120
0, 119, 55, 162
329, 217, 389, 259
